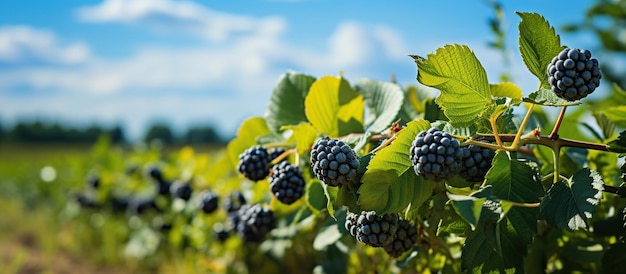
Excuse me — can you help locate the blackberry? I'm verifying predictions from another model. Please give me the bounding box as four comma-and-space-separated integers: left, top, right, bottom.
213, 223, 230, 242
234, 204, 276, 242
199, 191, 219, 214
269, 162, 306, 205
147, 166, 164, 182
156, 181, 171, 196
170, 180, 193, 201
547, 48, 601, 101
409, 128, 464, 181
310, 137, 359, 187
86, 175, 100, 189
224, 191, 247, 213
345, 211, 359, 237
269, 147, 286, 162
459, 142, 495, 182
355, 211, 399, 247
237, 146, 272, 181
383, 219, 418, 258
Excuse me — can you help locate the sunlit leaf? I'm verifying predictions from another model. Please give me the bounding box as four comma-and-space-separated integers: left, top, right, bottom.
265, 71, 316, 132
355, 79, 405, 133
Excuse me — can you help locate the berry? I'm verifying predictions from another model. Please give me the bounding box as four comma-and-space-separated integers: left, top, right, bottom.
156, 181, 171, 196
213, 223, 230, 242
383, 219, 418, 258
147, 166, 163, 181
345, 211, 359, 237
354, 211, 399, 247
269, 162, 306, 205
481, 199, 503, 223
269, 147, 286, 162
86, 175, 100, 189
199, 191, 219, 214
459, 142, 495, 182
409, 128, 463, 181
237, 146, 272, 181
170, 180, 193, 201
310, 137, 359, 187
224, 191, 247, 213
234, 204, 276, 242
547, 48, 601, 101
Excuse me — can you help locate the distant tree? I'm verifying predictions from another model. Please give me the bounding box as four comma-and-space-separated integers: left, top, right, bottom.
184, 125, 224, 145
109, 125, 125, 144
144, 123, 174, 144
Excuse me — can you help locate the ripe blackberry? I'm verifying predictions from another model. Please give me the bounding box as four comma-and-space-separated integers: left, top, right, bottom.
355, 211, 399, 247
269, 147, 286, 162
310, 137, 359, 187
234, 204, 276, 242
269, 162, 305, 205
214, 223, 230, 242
547, 48, 601, 101
224, 191, 247, 213
383, 219, 418, 258
156, 181, 171, 196
459, 142, 495, 182
170, 180, 193, 201
409, 128, 464, 181
199, 191, 219, 214
237, 146, 272, 181
345, 211, 359, 237
147, 166, 164, 182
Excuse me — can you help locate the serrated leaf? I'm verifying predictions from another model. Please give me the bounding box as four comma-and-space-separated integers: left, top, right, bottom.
226, 117, 271, 169
313, 224, 342, 251
523, 87, 582, 106
304, 75, 364, 137
461, 217, 525, 273
448, 194, 486, 228
358, 119, 432, 213
411, 44, 491, 126
592, 112, 616, 140
516, 12, 564, 88
607, 130, 626, 153
265, 71, 316, 132
490, 82, 523, 105
355, 79, 405, 133
539, 168, 604, 231
281, 123, 318, 155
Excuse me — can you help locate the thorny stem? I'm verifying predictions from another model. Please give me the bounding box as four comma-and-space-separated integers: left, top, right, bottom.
549, 106, 568, 140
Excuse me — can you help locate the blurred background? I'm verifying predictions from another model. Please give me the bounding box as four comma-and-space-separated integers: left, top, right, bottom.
1, 0, 620, 143
2, 0, 626, 273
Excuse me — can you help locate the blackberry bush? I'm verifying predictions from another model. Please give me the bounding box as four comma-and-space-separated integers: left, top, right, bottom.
199, 191, 219, 214
233, 204, 276, 242
237, 146, 272, 181
459, 141, 495, 182
409, 128, 463, 181
354, 211, 399, 247
383, 219, 418, 258
547, 48, 601, 101
269, 161, 305, 205
310, 137, 359, 187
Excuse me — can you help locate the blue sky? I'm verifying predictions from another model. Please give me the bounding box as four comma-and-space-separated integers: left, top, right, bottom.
0, 0, 597, 140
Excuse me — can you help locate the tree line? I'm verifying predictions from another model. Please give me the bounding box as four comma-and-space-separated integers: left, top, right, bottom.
0, 121, 226, 145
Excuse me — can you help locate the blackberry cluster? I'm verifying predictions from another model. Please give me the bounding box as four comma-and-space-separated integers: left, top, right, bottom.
410, 128, 464, 181
269, 162, 305, 205
310, 138, 359, 187
354, 211, 399, 247
170, 180, 193, 201
199, 191, 219, 214
237, 146, 272, 181
383, 219, 418, 258
459, 142, 495, 182
224, 191, 247, 213
345, 211, 359, 237
547, 48, 601, 101
231, 204, 276, 242
269, 147, 286, 162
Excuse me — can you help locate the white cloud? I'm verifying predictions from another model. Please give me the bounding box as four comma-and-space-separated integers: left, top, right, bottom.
76, 0, 285, 41
0, 26, 90, 64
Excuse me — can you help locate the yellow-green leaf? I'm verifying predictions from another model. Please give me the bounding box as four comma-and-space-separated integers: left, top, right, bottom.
490, 82, 523, 105
226, 117, 270, 169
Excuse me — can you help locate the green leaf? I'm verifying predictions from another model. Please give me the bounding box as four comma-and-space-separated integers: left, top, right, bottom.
306, 181, 327, 214
523, 87, 582, 106
592, 112, 616, 141
602, 243, 626, 273
313, 224, 342, 251
607, 130, 626, 153
411, 44, 491, 127
490, 82, 523, 105
358, 119, 432, 213
355, 79, 405, 133
304, 75, 364, 137
485, 151, 544, 244
516, 12, 564, 88
599, 106, 626, 128
265, 71, 316, 132
539, 168, 604, 231
226, 117, 271, 169
281, 123, 318, 155
448, 194, 486, 228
